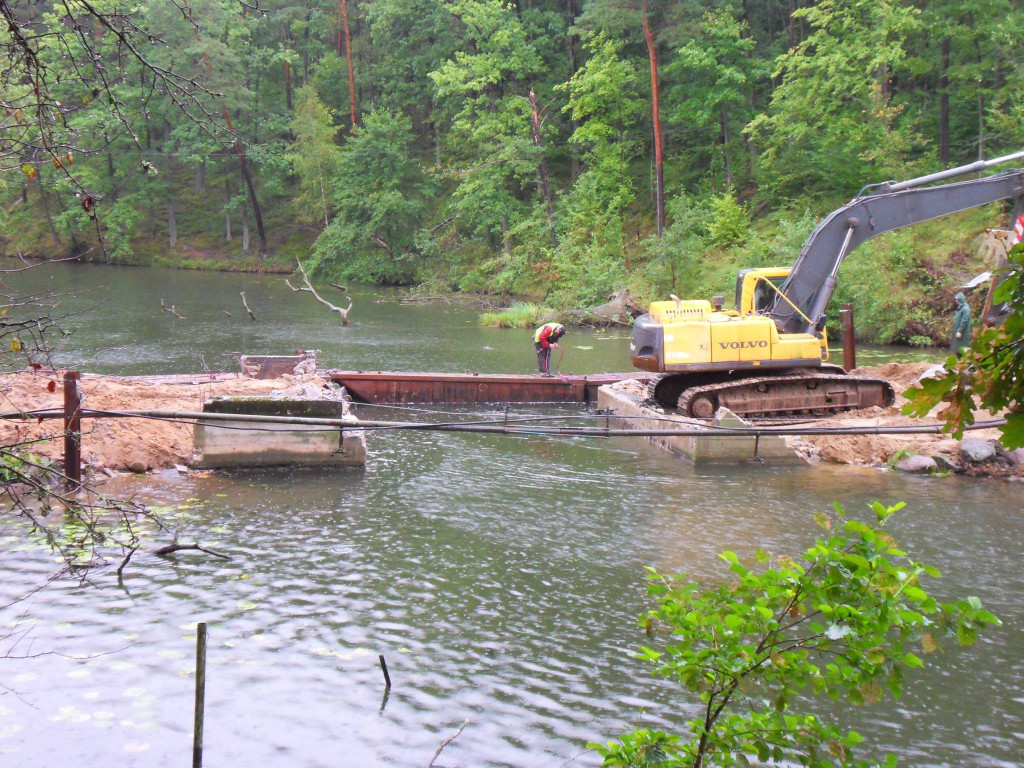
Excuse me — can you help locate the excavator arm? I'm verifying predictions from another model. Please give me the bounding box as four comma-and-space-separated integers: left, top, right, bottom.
772, 152, 1024, 335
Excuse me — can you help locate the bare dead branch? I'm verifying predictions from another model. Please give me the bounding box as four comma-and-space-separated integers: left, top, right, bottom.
116, 546, 138, 578
285, 259, 352, 324
153, 541, 232, 560
160, 299, 185, 320
240, 291, 257, 322
428, 720, 470, 767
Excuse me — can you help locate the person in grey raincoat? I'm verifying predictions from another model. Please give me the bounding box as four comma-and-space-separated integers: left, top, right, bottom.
951, 291, 972, 356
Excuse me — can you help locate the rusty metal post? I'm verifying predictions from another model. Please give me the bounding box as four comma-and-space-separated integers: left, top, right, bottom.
840, 304, 856, 371
63, 371, 82, 489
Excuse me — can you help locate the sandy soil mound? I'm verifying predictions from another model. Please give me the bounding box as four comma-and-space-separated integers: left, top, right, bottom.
613, 362, 1016, 475
789, 362, 1014, 472
0, 371, 335, 473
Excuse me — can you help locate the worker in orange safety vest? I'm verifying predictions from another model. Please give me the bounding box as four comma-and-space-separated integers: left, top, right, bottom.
533, 322, 565, 375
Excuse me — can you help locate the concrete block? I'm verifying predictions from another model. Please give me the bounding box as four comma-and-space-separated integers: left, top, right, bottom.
596, 383, 804, 464
193, 391, 365, 468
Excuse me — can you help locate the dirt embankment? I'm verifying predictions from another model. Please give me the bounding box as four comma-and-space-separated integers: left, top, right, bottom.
0, 371, 334, 474
2, 363, 1018, 479
789, 362, 1020, 476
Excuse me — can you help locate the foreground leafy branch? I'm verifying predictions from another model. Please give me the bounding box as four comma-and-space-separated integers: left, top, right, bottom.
0, 443, 165, 579
594, 502, 1000, 768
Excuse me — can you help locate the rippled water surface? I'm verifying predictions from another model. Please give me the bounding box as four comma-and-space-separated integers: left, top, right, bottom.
1, 264, 1021, 767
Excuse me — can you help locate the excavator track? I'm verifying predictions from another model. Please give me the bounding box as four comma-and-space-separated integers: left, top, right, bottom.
648, 365, 845, 411
675, 371, 895, 419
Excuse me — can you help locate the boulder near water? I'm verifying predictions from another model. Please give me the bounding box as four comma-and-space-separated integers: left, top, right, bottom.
960, 438, 997, 463
894, 455, 937, 474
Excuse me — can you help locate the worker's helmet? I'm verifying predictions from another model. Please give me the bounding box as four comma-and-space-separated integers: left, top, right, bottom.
555, 324, 566, 336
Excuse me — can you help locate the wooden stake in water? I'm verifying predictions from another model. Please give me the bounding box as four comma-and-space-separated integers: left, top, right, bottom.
193, 622, 207, 768
62, 371, 81, 489
379, 653, 391, 689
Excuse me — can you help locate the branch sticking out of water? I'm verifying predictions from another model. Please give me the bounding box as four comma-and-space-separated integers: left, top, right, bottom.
285, 259, 352, 324
160, 299, 185, 320
428, 719, 470, 767
154, 537, 231, 560
240, 292, 257, 322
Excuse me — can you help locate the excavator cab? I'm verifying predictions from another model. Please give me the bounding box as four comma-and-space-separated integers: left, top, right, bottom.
735, 268, 791, 315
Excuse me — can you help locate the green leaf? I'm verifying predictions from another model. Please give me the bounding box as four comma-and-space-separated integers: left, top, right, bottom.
902, 585, 928, 603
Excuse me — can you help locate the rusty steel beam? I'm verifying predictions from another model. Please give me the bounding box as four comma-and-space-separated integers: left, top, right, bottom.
328, 371, 645, 405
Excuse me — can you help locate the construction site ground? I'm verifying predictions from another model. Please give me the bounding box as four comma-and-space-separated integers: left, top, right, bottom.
0, 371, 335, 475
607, 361, 1021, 478
0, 362, 1019, 479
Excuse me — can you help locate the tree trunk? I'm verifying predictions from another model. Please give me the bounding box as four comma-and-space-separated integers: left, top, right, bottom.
224, 178, 232, 242
434, 117, 442, 168
641, 1, 665, 238
223, 110, 267, 256
720, 105, 733, 188
284, 60, 292, 111
500, 214, 511, 258
52, 187, 80, 251
190, 20, 267, 255
35, 171, 61, 246
195, 160, 205, 194
787, 0, 795, 49
567, 0, 581, 180
168, 193, 177, 249
242, 200, 250, 254
529, 89, 556, 243
104, 133, 115, 178
939, 36, 950, 166
304, 8, 311, 84
21, 182, 28, 204
977, 91, 985, 162
339, 0, 357, 131
319, 175, 329, 230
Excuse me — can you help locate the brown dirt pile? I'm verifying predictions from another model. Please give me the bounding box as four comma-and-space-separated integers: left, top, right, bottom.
0, 371, 333, 472
789, 362, 1010, 469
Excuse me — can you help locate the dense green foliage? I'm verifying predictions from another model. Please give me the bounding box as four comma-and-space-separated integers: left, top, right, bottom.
594, 502, 1000, 767
3, 0, 1024, 340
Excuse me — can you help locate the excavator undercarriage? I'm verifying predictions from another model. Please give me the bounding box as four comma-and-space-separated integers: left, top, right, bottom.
649, 366, 895, 419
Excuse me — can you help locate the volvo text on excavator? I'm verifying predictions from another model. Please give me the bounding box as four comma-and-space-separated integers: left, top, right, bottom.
630, 151, 1024, 418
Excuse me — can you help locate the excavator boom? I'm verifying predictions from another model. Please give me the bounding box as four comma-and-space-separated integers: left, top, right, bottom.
773, 152, 1024, 335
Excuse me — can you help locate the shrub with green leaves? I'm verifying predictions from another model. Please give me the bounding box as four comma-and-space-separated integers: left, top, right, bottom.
707, 192, 747, 247
593, 502, 999, 768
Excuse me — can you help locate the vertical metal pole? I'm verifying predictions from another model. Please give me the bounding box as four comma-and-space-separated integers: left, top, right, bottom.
62, 371, 81, 489
193, 622, 207, 768
841, 303, 856, 371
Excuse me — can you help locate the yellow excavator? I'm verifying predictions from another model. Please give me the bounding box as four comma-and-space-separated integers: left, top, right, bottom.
631, 151, 1024, 418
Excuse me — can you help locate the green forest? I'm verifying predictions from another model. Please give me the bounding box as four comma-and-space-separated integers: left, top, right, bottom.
2, 0, 1023, 343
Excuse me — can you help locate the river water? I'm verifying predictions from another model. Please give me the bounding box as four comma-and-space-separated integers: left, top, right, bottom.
0, 263, 1020, 767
